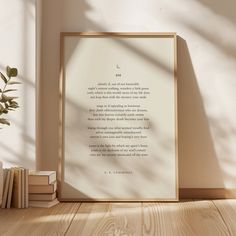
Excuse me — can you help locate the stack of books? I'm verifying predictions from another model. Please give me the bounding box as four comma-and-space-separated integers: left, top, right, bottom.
1, 167, 29, 209
28, 171, 59, 208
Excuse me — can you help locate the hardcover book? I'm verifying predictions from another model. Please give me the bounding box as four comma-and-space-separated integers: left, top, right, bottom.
6, 168, 14, 208
28, 171, 56, 185
29, 198, 59, 208
28, 181, 57, 194
24, 169, 29, 208
29, 192, 56, 201
12, 168, 22, 208
1, 169, 10, 208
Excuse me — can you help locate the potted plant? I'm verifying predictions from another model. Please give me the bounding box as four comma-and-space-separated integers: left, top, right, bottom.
0, 66, 20, 126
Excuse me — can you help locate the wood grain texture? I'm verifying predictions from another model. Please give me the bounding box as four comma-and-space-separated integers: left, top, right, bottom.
0, 203, 80, 236
66, 203, 142, 236
142, 201, 229, 236
214, 199, 236, 236
0, 201, 234, 236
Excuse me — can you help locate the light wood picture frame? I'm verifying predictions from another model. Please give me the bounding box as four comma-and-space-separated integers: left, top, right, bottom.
59, 32, 178, 201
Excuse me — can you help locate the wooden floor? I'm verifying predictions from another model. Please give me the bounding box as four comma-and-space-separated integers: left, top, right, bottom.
0, 200, 236, 236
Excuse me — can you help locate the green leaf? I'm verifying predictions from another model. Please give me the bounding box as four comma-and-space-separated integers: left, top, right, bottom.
0, 95, 6, 103
2, 109, 8, 114
0, 95, 17, 103
0, 103, 4, 111
10, 103, 19, 109
9, 100, 18, 105
10, 68, 18, 77
6, 66, 11, 78
0, 94, 7, 102
0, 118, 10, 126
6, 66, 18, 78
0, 72, 8, 83
3, 89, 17, 93
8, 81, 21, 85
9, 97, 18, 100
2, 95, 18, 102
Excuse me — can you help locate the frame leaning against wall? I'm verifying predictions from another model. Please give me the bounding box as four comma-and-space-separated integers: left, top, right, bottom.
58, 32, 178, 202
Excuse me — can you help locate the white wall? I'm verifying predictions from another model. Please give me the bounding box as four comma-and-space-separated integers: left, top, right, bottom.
0, 0, 36, 169
40, 0, 236, 188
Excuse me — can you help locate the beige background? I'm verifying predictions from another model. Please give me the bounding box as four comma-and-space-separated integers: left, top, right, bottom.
38, 0, 236, 189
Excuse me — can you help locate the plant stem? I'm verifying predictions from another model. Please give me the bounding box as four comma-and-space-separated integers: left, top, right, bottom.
1, 76, 11, 97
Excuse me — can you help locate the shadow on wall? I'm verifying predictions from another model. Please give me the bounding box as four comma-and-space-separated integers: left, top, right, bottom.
198, 0, 236, 25
174, 0, 236, 75
187, 0, 236, 187
60, 0, 98, 31
177, 37, 224, 188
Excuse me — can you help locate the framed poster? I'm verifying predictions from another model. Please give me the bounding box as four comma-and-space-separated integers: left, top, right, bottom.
59, 32, 178, 201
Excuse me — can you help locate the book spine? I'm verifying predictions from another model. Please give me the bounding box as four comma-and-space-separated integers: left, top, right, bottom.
28, 181, 57, 194
1, 169, 10, 209
21, 168, 25, 208
19, 168, 22, 208
25, 169, 29, 208
6, 168, 14, 208
11, 167, 22, 208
